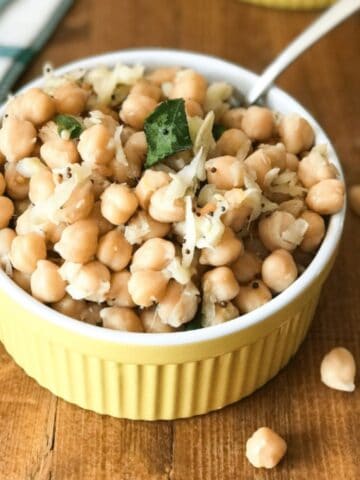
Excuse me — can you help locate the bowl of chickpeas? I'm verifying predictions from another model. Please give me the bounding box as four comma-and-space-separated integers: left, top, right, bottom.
0, 49, 345, 420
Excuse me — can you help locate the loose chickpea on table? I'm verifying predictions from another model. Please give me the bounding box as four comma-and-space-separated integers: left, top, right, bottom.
0, 62, 345, 332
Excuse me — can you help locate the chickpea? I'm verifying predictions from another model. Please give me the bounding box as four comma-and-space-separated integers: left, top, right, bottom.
64, 261, 111, 302
349, 185, 360, 216
0, 228, 16, 257
298, 150, 337, 188
146, 67, 179, 86
40, 139, 79, 169
78, 124, 115, 165
244, 150, 272, 189
235, 280, 272, 314
4, 163, 29, 200
241, 106, 274, 141
87, 201, 113, 235
278, 114, 314, 154
202, 266, 240, 302
222, 189, 252, 232
299, 210, 325, 252
0, 172, 5, 196
170, 69, 207, 105
115, 131, 148, 182
12, 269, 31, 293
149, 185, 185, 223
6, 88, 55, 125
97, 229, 132, 271
0, 117, 36, 162
10, 232, 47, 274
57, 179, 95, 224
128, 270, 168, 307
29, 169, 55, 204
55, 219, 98, 263
260, 143, 287, 170
52, 294, 87, 320
135, 169, 170, 209
306, 179, 345, 215
205, 156, 245, 190
157, 280, 199, 327
141, 307, 177, 333
246, 427, 287, 469
231, 251, 262, 284
215, 128, 251, 159
101, 183, 138, 225
131, 238, 175, 272
220, 108, 245, 129
278, 199, 305, 218
130, 79, 162, 101
262, 249, 297, 293
30, 260, 66, 303
125, 210, 170, 244
120, 93, 157, 130
106, 270, 135, 307
185, 99, 203, 117
207, 302, 239, 326
100, 306, 144, 332
200, 227, 244, 266
320, 347, 356, 392
285, 153, 299, 171
258, 211, 299, 251
53, 81, 89, 115
81, 303, 103, 325
0, 196, 14, 228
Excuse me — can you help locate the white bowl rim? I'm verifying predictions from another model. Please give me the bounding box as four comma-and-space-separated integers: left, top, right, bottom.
0, 48, 346, 347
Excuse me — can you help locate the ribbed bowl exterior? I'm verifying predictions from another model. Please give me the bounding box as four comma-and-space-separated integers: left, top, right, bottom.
241, 0, 334, 9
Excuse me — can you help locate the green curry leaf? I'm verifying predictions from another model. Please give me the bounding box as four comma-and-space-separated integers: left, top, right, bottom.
55, 114, 83, 139
144, 99, 192, 168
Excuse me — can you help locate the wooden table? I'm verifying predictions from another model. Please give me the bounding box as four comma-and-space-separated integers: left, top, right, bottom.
1, 1, 360, 478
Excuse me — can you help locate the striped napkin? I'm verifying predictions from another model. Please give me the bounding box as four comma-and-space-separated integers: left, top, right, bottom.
0, 0, 73, 103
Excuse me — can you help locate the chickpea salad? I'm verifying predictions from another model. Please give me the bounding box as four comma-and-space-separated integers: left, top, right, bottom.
0, 63, 345, 332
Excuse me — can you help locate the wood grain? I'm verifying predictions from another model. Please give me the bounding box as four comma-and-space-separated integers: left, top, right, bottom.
1, 1, 360, 478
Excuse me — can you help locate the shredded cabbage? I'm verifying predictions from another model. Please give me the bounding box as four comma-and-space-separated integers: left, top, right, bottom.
83, 110, 118, 133
193, 111, 216, 155
281, 218, 309, 246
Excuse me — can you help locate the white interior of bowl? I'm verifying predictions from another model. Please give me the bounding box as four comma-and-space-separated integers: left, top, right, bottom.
0, 49, 346, 346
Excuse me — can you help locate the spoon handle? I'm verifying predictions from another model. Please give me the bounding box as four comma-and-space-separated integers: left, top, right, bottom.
246, 0, 360, 105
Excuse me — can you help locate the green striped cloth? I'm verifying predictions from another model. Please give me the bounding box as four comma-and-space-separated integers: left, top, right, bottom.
0, 0, 73, 102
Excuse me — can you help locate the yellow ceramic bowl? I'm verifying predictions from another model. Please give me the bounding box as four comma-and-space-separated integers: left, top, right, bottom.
0, 50, 345, 420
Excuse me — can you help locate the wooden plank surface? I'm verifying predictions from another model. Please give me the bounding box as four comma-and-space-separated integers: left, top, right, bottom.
1, 0, 360, 478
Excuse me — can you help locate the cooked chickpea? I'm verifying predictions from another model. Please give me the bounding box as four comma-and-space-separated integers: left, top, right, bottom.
244, 150, 272, 189
220, 108, 245, 129
146, 67, 179, 85
100, 306, 144, 332
258, 211, 299, 251
149, 185, 185, 223
0, 117, 36, 162
135, 169, 170, 209
278, 114, 314, 154
10, 232, 47, 274
157, 280, 199, 327
120, 93, 157, 130
112, 130, 149, 183
101, 183, 138, 225
205, 156, 245, 190
131, 79, 162, 101
246, 427, 287, 469
12, 269, 31, 293
96, 229, 132, 271
306, 179, 345, 215
57, 179, 95, 224
170, 69, 207, 104
299, 210, 325, 252
222, 189, 252, 231
131, 238, 175, 273
298, 150, 337, 188
6, 88, 55, 125
0, 196, 14, 228
141, 307, 177, 333
349, 185, 360, 216
285, 153, 299, 171
185, 99, 203, 117
65, 261, 111, 302
278, 199, 305, 217
202, 266, 240, 302
30, 260, 66, 303
55, 219, 98, 263
53, 81, 89, 115
52, 294, 87, 320
241, 106, 274, 141
320, 347, 356, 392
128, 270, 168, 307
125, 210, 170, 244
0, 172, 5, 196
0, 228, 16, 257
234, 280, 272, 313
106, 270, 135, 307
4, 163, 29, 200
29, 169, 55, 204
78, 124, 115, 165
40, 139, 79, 169
262, 249, 297, 293
87, 201, 113, 235
200, 227, 243, 266
215, 128, 251, 159
231, 251, 262, 284
81, 303, 103, 325
261, 143, 287, 170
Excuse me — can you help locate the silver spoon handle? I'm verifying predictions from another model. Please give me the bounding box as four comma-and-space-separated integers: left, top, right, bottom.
246, 0, 360, 105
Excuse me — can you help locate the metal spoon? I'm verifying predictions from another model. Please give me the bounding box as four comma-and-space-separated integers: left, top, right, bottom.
246, 0, 360, 105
